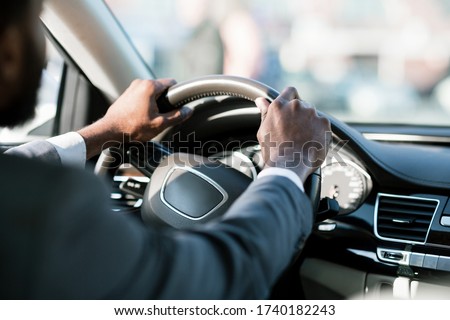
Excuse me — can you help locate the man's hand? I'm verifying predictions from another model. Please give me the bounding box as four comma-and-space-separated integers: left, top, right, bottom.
255, 87, 331, 183
78, 79, 192, 159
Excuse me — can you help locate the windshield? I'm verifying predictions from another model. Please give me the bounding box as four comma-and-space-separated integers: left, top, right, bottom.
106, 0, 450, 126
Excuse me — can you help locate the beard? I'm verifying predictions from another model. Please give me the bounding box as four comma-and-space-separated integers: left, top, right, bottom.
0, 33, 44, 128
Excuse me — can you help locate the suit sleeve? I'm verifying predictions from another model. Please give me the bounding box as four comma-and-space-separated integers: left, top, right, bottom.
150, 175, 314, 299
4, 141, 62, 165
2, 162, 312, 299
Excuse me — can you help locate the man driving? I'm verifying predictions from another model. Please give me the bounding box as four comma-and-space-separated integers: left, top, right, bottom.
0, 0, 331, 298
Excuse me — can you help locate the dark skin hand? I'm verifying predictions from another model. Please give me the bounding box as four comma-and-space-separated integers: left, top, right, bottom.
78, 79, 192, 159
255, 87, 331, 183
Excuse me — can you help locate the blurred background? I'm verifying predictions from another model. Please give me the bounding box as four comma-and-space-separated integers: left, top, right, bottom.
2, 0, 450, 144
106, 0, 450, 125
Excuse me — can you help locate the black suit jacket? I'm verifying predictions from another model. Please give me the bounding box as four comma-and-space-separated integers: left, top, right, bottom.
0, 142, 313, 299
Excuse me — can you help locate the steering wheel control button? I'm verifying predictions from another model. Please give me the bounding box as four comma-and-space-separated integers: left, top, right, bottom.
423, 254, 439, 270
409, 253, 425, 267
440, 216, 450, 227
163, 168, 225, 218
119, 178, 147, 198
437, 256, 450, 272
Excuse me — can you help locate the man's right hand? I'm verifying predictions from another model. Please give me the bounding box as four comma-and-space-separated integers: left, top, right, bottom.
255, 87, 331, 183
78, 79, 192, 159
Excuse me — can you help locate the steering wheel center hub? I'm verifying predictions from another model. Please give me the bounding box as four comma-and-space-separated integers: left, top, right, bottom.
141, 153, 252, 228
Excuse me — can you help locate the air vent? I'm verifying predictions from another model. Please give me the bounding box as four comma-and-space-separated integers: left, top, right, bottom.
375, 194, 439, 244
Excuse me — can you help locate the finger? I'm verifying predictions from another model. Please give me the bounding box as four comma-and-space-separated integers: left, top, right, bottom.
301, 100, 317, 113
255, 97, 270, 121
159, 106, 193, 127
154, 78, 177, 97
295, 99, 319, 120
276, 87, 300, 105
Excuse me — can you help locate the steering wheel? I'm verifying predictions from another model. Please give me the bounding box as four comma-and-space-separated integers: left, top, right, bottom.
96, 75, 321, 228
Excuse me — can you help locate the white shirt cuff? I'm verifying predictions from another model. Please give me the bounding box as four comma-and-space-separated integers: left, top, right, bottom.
46, 132, 86, 168
257, 167, 305, 192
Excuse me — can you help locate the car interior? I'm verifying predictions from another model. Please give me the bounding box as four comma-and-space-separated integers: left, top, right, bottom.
2, 0, 450, 299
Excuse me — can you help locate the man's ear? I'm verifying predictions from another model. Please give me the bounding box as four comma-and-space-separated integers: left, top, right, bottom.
0, 26, 23, 87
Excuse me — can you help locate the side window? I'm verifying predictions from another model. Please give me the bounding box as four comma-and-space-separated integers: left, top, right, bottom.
0, 39, 64, 144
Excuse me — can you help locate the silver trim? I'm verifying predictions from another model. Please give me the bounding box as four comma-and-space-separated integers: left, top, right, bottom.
317, 223, 337, 232
363, 133, 450, 144
210, 151, 258, 181
374, 193, 440, 245
409, 252, 425, 267
160, 166, 229, 221
207, 108, 260, 121
423, 254, 439, 269
113, 176, 150, 183
377, 248, 410, 265
392, 218, 411, 224
231, 151, 258, 181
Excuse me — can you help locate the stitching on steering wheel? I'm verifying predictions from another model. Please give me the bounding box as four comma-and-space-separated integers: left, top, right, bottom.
175, 91, 253, 108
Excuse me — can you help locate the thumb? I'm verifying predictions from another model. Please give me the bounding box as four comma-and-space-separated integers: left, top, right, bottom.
153, 78, 177, 97
160, 106, 193, 128
255, 97, 270, 121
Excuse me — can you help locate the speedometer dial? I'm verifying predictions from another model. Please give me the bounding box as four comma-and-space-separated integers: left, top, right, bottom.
321, 160, 372, 214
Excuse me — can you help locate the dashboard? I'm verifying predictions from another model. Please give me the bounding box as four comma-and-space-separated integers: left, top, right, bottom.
111, 141, 373, 217
109, 97, 450, 299
301, 129, 450, 299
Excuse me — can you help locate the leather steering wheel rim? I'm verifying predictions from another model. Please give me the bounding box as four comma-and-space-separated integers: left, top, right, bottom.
157, 75, 280, 112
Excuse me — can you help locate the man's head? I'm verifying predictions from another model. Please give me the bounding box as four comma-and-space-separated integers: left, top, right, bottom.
0, 0, 46, 128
